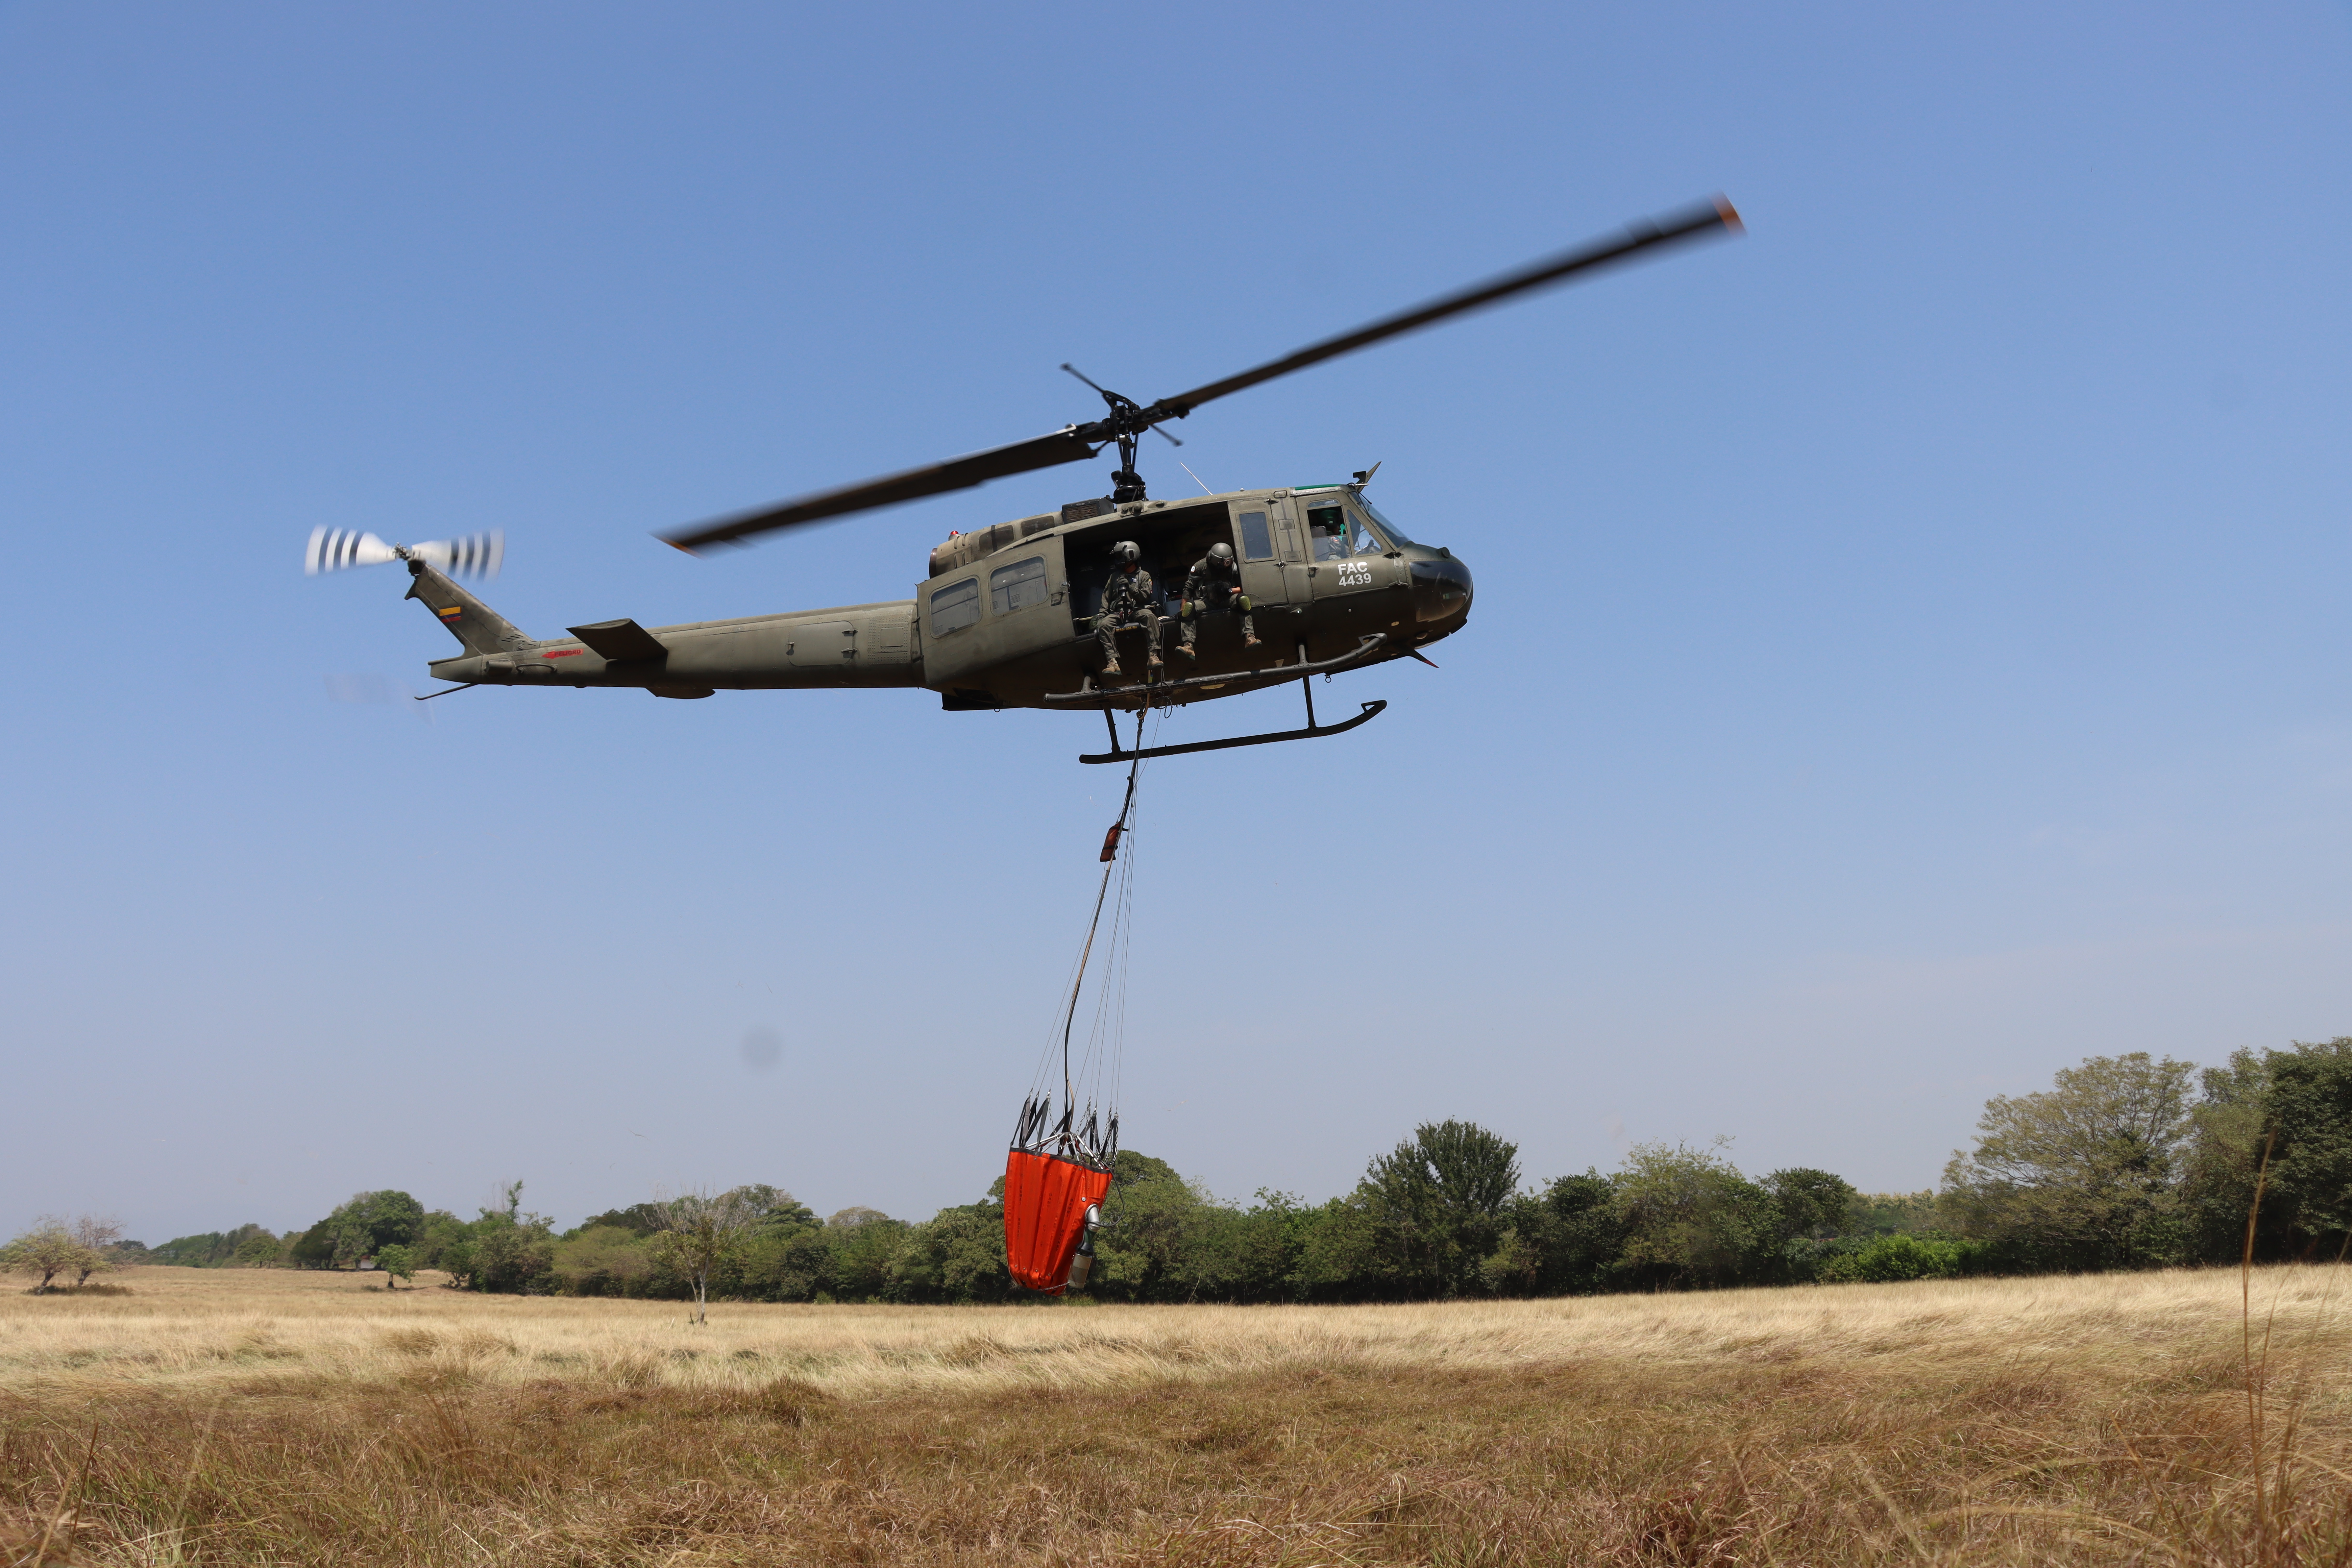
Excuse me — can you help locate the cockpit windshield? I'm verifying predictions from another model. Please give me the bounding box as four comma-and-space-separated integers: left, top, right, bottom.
1356, 496, 1415, 546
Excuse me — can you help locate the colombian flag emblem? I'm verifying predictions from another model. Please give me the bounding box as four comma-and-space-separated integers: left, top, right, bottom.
437, 606, 464, 622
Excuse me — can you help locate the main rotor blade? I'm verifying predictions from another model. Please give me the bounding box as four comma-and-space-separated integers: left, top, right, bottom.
660, 196, 1739, 554
1149, 196, 1742, 419
661, 426, 1101, 553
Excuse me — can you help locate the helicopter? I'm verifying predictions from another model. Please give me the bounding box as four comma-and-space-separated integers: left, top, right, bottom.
307, 197, 1741, 763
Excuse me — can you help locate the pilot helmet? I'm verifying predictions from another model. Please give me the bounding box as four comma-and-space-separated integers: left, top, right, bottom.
1207, 542, 1234, 565
1111, 540, 1141, 566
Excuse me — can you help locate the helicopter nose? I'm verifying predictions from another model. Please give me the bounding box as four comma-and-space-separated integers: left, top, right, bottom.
1410, 555, 1473, 623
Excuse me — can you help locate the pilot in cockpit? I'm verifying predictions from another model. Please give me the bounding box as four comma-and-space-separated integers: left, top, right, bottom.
1309, 503, 1381, 561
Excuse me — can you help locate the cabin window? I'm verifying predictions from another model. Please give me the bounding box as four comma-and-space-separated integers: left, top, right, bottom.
930, 577, 980, 635
989, 556, 1049, 615
1238, 510, 1273, 561
1308, 504, 1349, 561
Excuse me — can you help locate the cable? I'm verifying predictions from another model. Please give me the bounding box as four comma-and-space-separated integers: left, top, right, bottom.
1026, 699, 1150, 1169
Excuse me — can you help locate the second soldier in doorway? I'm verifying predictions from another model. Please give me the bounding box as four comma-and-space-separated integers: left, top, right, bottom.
1096, 540, 1161, 677
1178, 541, 1258, 658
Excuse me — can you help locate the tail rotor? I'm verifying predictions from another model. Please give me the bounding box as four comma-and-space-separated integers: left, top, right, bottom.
304, 528, 503, 580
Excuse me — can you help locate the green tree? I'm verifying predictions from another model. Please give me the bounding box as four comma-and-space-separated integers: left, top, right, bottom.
1760, 1168, 1863, 1281
552, 1226, 656, 1296
1209, 1191, 1319, 1303
69, 1216, 123, 1286
375, 1243, 416, 1289
463, 1213, 556, 1291
1292, 1193, 1385, 1301
647, 1186, 765, 1323
2258, 1038, 2352, 1258
736, 1223, 829, 1302
1092, 1156, 1220, 1301
1847, 1191, 1940, 1235
824, 1206, 911, 1301
289, 1221, 342, 1269
436, 1235, 477, 1288
231, 1228, 284, 1268
1940, 1052, 2196, 1271
2179, 1048, 2274, 1261
1764, 1169, 1858, 1241
298, 1190, 426, 1270
1494, 1172, 1626, 1296
1611, 1142, 1782, 1289
1359, 1120, 1521, 1297
349, 1191, 425, 1251
890, 1204, 1011, 1303
463, 1183, 558, 1294
573, 1204, 666, 1237
2, 1219, 96, 1293
414, 1210, 469, 1271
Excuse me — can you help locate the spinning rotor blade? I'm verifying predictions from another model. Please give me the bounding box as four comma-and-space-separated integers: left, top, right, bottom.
410, 532, 504, 579
1153, 196, 1742, 416
304, 528, 399, 574
660, 195, 1741, 554
662, 429, 1100, 553
303, 526, 503, 579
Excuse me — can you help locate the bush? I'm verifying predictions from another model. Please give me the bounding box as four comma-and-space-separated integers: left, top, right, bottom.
1816, 1232, 1978, 1283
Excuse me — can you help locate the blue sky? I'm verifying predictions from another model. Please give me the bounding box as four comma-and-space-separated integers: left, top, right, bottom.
4, 3, 2348, 1241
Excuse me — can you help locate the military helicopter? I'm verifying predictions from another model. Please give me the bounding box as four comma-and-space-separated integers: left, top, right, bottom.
308, 197, 1741, 762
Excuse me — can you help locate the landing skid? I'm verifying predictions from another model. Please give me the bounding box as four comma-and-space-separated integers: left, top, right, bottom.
1079, 673, 1388, 764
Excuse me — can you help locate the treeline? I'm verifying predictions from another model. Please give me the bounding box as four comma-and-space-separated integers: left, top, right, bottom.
124, 1145, 1943, 1305
79, 1038, 2352, 1304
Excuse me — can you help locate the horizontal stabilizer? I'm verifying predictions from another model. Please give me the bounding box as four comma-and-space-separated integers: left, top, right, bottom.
568, 618, 667, 661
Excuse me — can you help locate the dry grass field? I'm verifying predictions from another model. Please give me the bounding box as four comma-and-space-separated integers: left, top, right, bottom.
4, 1264, 2351, 1565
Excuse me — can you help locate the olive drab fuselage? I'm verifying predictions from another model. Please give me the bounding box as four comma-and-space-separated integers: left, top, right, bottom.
392, 201, 1743, 721
415, 483, 1474, 711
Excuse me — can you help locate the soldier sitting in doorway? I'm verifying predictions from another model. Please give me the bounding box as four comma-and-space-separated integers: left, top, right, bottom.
1096, 540, 1161, 677
1177, 542, 1259, 659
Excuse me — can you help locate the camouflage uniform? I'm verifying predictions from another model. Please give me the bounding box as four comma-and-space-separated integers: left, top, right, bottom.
1180, 553, 1255, 652
1095, 564, 1161, 670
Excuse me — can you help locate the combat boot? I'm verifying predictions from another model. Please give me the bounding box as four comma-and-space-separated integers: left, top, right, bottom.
1176, 644, 1196, 660
1101, 661, 1123, 678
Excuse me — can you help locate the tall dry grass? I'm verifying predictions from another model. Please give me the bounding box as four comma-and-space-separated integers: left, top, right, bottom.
4, 1264, 2350, 1564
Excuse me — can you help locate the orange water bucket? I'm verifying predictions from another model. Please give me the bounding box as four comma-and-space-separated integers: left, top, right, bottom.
1003, 1148, 1112, 1294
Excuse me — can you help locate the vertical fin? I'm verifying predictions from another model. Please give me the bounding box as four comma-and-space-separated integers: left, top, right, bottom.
402, 559, 533, 656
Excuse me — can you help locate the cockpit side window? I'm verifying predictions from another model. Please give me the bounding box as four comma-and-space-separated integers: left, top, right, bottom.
1346, 509, 1386, 555
1308, 504, 1350, 561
